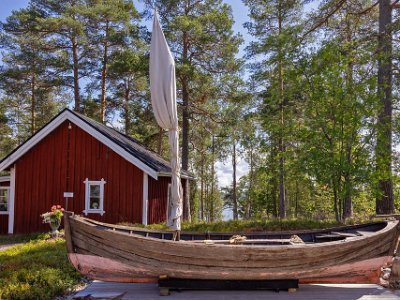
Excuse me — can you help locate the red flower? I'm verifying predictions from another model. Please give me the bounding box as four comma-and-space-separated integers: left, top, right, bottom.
51, 205, 56, 210
61, 208, 64, 212
57, 205, 61, 209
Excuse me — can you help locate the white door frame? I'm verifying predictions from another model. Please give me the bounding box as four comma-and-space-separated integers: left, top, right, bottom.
0, 171, 13, 234
142, 173, 148, 225
8, 165, 16, 234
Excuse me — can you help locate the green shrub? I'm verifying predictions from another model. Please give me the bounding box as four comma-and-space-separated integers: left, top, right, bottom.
0, 237, 81, 300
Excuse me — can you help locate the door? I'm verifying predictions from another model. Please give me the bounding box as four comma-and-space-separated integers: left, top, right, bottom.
0, 186, 10, 234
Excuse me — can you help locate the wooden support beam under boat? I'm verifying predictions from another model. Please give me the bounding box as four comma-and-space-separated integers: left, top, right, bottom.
157, 278, 299, 295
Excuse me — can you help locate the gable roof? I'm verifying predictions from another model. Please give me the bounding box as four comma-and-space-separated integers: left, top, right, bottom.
0, 108, 191, 180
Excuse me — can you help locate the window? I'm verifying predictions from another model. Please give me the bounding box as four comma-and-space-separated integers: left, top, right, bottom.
83, 178, 106, 215
0, 187, 9, 213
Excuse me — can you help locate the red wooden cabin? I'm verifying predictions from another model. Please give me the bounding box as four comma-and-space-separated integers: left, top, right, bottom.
0, 109, 191, 234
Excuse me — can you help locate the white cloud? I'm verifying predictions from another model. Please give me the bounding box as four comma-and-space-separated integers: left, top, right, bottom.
215, 157, 249, 188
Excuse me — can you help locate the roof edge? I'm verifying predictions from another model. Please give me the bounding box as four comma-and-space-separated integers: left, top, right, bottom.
0, 109, 159, 179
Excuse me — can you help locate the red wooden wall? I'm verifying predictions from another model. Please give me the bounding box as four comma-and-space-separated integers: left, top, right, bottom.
148, 177, 187, 224
13, 121, 145, 234
0, 217, 7, 234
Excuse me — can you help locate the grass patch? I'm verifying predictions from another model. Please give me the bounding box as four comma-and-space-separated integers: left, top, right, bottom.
0, 235, 81, 300
0, 232, 48, 246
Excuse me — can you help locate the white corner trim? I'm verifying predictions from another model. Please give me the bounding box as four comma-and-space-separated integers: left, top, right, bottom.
0, 110, 159, 180
8, 165, 15, 234
142, 173, 148, 225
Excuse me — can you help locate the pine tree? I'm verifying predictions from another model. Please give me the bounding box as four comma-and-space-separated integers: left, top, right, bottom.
144, 0, 242, 219
0, 6, 65, 138
375, 0, 395, 214
82, 0, 140, 123
244, 0, 303, 218
31, 0, 88, 112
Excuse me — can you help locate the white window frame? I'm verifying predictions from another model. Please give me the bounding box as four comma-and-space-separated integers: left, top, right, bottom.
83, 178, 106, 216
0, 186, 10, 215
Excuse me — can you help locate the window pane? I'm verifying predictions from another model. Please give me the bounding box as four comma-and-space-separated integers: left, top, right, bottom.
0, 190, 8, 212
90, 185, 100, 197
90, 197, 100, 209
0, 197, 7, 212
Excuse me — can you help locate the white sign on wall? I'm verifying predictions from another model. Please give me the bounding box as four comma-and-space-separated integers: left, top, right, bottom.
63, 192, 74, 198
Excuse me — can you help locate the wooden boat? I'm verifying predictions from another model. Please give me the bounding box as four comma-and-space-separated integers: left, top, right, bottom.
64, 212, 400, 284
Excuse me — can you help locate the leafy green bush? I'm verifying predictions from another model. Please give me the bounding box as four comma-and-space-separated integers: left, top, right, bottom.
179, 219, 344, 232
120, 218, 365, 233
0, 237, 81, 300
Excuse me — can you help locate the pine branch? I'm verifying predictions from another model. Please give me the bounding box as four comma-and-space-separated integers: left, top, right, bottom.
301, 0, 347, 41
350, 1, 379, 15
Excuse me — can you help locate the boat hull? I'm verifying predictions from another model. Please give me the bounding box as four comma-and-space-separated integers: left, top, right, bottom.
64, 213, 400, 283
68, 253, 392, 284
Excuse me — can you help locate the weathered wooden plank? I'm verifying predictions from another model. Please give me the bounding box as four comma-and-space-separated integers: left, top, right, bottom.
64, 213, 400, 282
64, 211, 75, 253
70, 216, 397, 266
68, 252, 391, 283
189, 239, 294, 245
65, 216, 396, 270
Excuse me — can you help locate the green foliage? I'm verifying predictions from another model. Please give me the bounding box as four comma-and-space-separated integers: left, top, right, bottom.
181, 219, 343, 233
0, 237, 81, 300
0, 5, 67, 139
0, 0, 398, 223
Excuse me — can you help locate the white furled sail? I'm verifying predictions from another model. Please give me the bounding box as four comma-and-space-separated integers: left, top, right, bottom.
149, 11, 182, 231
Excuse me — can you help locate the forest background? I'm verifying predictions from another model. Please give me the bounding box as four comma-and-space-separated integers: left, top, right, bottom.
0, 0, 399, 223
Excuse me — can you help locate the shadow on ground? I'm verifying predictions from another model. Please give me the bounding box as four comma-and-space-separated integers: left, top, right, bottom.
71, 282, 400, 300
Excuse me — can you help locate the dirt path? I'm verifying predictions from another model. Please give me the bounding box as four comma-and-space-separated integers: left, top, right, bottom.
0, 243, 22, 251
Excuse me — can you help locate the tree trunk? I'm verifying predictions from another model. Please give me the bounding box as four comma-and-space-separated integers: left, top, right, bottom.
210, 136, 215, 222
31, 72, 36, 135
277, 6, 286, 219
100, 20, 109, 123
246, 147, 254, 219
157, 127, 163, 155
232, 140, 238, 220
375, 0, 394, 214
124, 78, 130, 134
343, 173, 353, 220
337, 176, 343, 222
181, 26, 191, 221
295, 180, 299, 218
200, 154, 204, 221
332, 177, 340, 222
342, 18, 354, 221
269, 144, 278, 218
72, 34, 81, 112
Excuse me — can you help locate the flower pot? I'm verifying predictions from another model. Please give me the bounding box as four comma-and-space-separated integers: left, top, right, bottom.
49, 220, 61, 238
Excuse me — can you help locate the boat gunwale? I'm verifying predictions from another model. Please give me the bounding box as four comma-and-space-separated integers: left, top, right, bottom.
74, 213, 392, 236
67, 214, 399, 250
